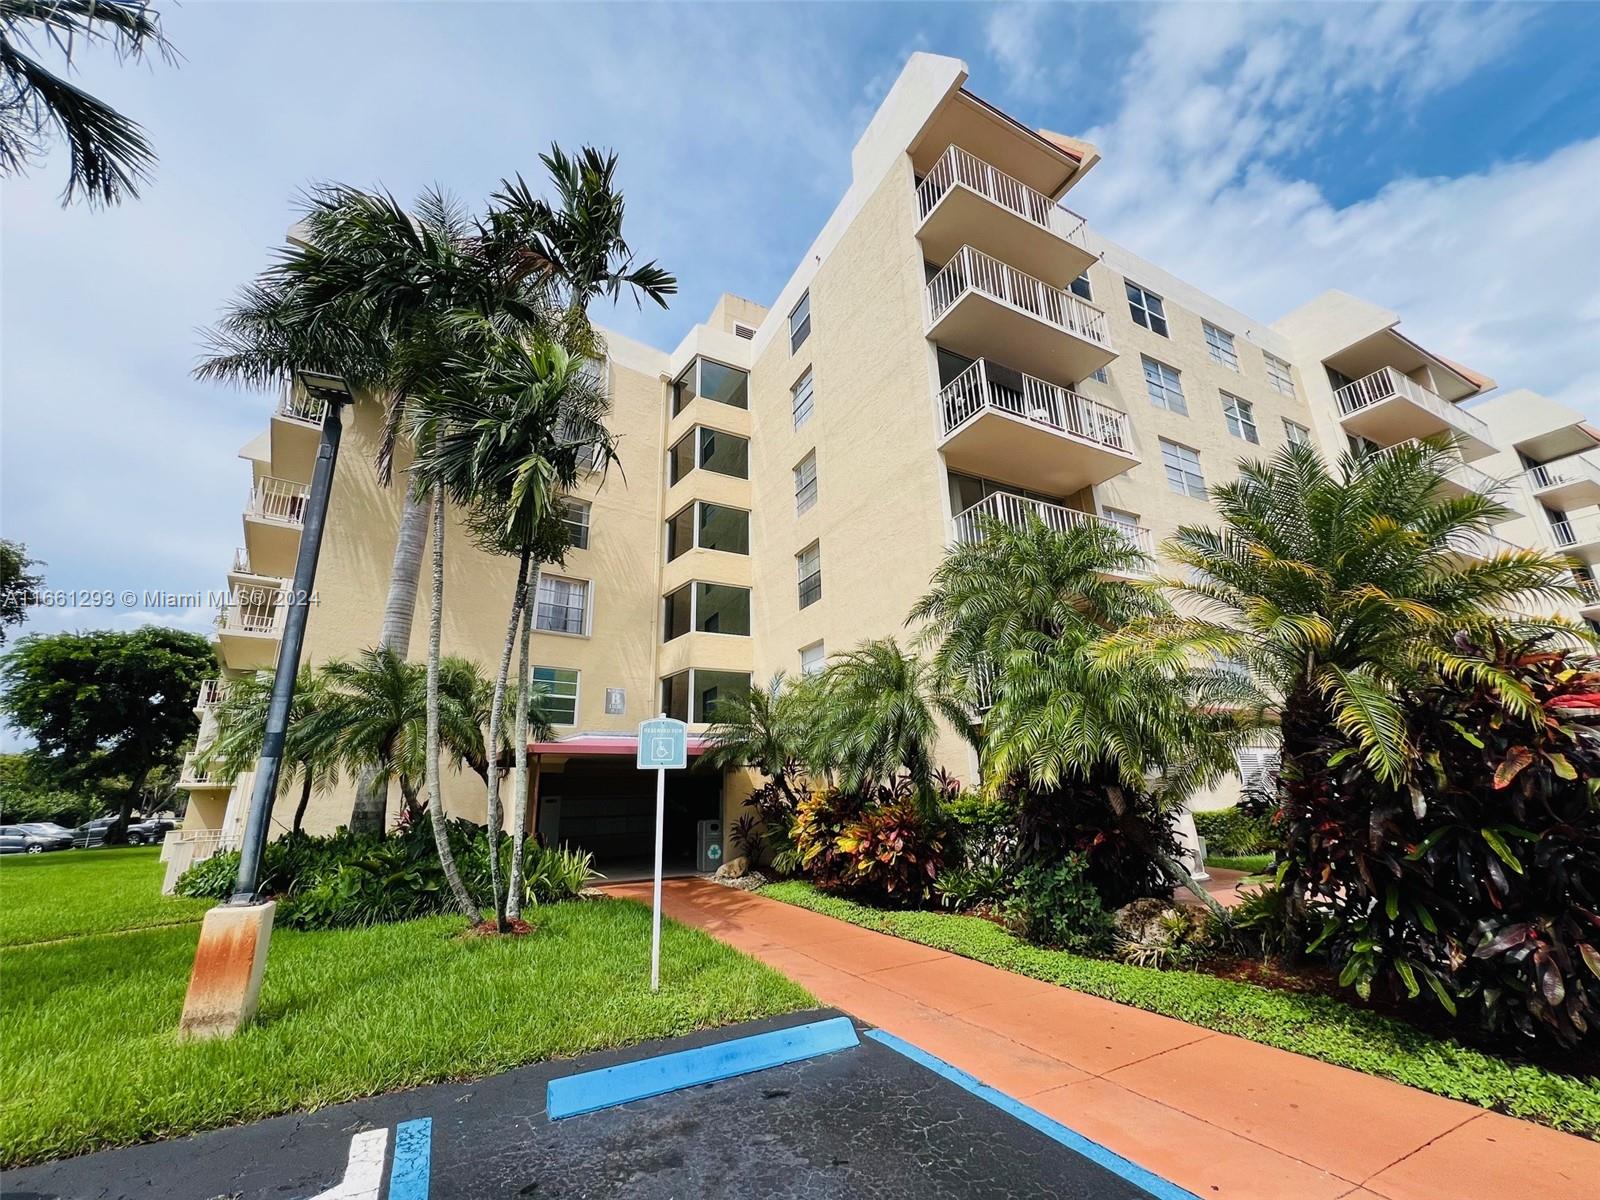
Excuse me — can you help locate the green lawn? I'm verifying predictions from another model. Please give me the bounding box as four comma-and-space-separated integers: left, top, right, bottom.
1204, 854, 1274, 875
1, 859, 812, 1167
761, 881, 1600, 1138
0, 847, 212, 946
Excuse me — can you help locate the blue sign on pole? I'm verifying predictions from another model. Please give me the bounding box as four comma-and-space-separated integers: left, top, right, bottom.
637, 717, 688, 770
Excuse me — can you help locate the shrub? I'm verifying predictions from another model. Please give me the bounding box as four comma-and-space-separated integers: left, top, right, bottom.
520, 844, 594, 905
791, 789, 946, 907
1193, 805, 1276, 857
173, 850, 243, 900
936, 861, 1011, 910
1005, 854, 1113, 953
1014, 778, 1181, 910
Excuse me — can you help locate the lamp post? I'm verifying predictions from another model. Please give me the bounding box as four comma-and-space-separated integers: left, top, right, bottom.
179, 370, 350, 1039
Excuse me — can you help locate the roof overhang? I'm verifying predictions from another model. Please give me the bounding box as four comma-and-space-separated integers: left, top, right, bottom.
908, 88, 1095, 199
1324, 327, 1490, 403
527, 733, 713, 760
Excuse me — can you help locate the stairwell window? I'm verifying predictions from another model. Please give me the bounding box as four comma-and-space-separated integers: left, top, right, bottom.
1069, 273, 1093, 301
794, 450, 818, 515
1125, 281, 1168, 337
1160, 438, 1208, 500
560, 499, 591, 550
789, 290, 811, 353
797, 542, 822, 609
1283, 418, 1311, 449
1264, 352, 1296, 397
800, 641, 826, 676
1142, 356, 1186, 415
1221, 392, 1260, 444
530, 666, 579, 725
671, 358, 748, 415
792, 367, 815, 429
1203, 321, 1239, 370
535, 575, 590, 636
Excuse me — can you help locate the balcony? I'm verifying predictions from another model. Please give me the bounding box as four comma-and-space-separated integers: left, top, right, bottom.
939, 359, 1137, 494
915, 145, 1095, 288
217, 586, 285, 671
926, 245, 1115, 386
1334, 368, 1495, 460
242, 476, 308, 578
194, 678, 224, 714
1550, 514, 1600, 565
1527, 455, 1600, 511
270, 386, 329, 481
1446, 528, 1523, 564
953, 491, 1153, 577
1374, 440, 1518, 514
1577, 578, 1600, 619
179, 751, 229, 791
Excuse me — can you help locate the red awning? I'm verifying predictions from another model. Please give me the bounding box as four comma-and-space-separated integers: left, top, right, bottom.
526, 733, 714, 757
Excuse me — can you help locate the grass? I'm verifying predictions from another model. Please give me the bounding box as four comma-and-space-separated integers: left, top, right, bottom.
0, 847, 212, 946
1, 867, 812, 1167
1204, 854, 1273, 875
761, 880, 1600, 1138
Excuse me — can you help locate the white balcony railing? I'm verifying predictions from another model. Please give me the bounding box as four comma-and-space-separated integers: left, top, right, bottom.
248, 476, 309, 526
1551, 514, 1600, 550
1576, 578, 1600, 608
954, 491, 1154, 560
1374, 440, 1505, 499
916, 145, 1088, 248
1449, 529, 1523, 560
927, 245, 1111, 349
220, 592, 284, 636
277, 386, 329, 427
180, 752, 221, 787
941, 359, 1133, 453
1528, 455, 1600, 494
195, 679, 224, 711
1333, 367, 1490, 441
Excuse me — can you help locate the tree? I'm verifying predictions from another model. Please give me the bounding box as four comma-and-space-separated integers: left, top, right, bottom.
0, 626, 212, 840
701, 672, 810, 812
0, 538, 42, 643
1105, 440, 1581, 944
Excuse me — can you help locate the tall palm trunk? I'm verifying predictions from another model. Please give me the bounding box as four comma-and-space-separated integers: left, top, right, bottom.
292, 770, 314, 835
423, 486, 478, 918
483, 547, 531, 931
506, 561, 541, 921
350, 490, 431, 834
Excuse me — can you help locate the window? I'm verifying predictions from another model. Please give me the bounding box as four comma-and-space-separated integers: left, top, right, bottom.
1089, 365, 1110, 385
800, 642, 825, 676
1142, 356, 1186, 415
660, 669, 751, 723
669, 427, 748, 484
535, 575, 589, 635
1069, 273, 1092, 301
1160, 438, 1207, 500
662, 582, 751, 640
797, 542, 822, 608
1283, 419, 1311, 449
671, 358, 748, 415
560, 499, 590, 550
1220, 392, 1259, 444
660, 671, 690, 722
531, 666, 579, 725
794, 451, 818, 515
791, 367, 815, 429
1202, 321, 1239, 370
665, 502, 750, 560
1102, 507, 1142, 550
789, 290, 811, 353
1125, 281, 1168, 336
1264, 353, 1295, 396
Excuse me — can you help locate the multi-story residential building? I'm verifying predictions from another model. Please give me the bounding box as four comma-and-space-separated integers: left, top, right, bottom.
171, 52, 1591, 885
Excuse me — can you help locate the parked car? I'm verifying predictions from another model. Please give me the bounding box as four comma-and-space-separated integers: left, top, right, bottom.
71, 815, 175, 848
0, 824, 74, 854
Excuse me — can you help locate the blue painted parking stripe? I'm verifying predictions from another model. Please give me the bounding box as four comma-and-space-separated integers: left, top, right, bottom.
866, 1029, 1200, 1200
389, 1118, 432, 1200
547, 1016, 859, 1120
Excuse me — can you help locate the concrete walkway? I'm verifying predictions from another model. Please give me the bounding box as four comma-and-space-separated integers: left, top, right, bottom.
607, 879, 1600, 1200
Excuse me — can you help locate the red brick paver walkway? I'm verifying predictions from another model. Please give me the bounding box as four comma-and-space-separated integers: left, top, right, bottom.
607, 879, 1600, 1200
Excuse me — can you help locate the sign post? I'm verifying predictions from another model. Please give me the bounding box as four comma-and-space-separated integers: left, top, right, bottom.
636, 714, 688, 991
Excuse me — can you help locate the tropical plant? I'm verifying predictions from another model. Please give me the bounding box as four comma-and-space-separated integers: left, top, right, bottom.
0, 0, 175, 205
1192, 805, 1277, 858
1004, 854, 1114, 953
790, 788, 946, 907
702, 672, 814, 856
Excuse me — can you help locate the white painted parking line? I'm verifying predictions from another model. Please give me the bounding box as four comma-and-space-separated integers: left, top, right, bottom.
301, 1127, 389, 1200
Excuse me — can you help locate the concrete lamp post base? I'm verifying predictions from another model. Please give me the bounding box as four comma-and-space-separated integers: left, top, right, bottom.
178, 901, 276, 1041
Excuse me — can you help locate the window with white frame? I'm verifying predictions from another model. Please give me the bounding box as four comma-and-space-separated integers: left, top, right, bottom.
789, 290, 811, 353
1102, 507, 1143, 553
530, 666, 579, 725
791, 367, 815, 429
1283, 418, 1311, 449
796, 542, 822, 608
561, 499, 591, 550
535, 575, 589, 635
794, 450, 818, 515
1264, 353, 1296, 397
1069, 273, 1092, 301
1202, 321, 1239, 370
1125, 281, 1168, 336
1142, 356, 1186, 415
800, 641, 825, 676
1220, 392, 1260, 444
1160, 438, 1207, 500
1089, 365, 1110, 384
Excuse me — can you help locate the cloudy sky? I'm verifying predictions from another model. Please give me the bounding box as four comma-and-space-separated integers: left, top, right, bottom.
3, 1, 1598, 744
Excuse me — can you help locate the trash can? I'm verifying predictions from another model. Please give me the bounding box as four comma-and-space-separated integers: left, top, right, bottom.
696, 819, 723, 874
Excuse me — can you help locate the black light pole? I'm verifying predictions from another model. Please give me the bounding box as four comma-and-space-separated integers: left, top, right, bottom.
230, 373, 349, 905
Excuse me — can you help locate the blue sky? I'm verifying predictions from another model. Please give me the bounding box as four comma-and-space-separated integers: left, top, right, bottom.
3, 2, 1599, 747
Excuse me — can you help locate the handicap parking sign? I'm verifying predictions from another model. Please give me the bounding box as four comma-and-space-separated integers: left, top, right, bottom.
636, 717, 688, 770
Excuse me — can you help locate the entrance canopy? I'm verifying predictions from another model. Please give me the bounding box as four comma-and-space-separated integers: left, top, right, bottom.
527, 733, 715, 758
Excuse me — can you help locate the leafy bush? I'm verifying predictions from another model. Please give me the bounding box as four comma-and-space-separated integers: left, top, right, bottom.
1005, 854, 1113, 953
1231, 881, 1297, 960
1193, 805, 1276, 857
791, 789, 946, 907
1013, 778, 1181, 910
936, 861, 1011, 910
519, 844, 594, 905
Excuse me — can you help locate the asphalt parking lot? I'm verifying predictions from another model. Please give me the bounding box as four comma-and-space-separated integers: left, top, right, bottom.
3, 1010, 1187, 1200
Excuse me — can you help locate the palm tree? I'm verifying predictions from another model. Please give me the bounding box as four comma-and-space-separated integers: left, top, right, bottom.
0, 0, 175, 205
912, 514, 1261, 916
701, 672, 810, 811
196, 670, 340, 835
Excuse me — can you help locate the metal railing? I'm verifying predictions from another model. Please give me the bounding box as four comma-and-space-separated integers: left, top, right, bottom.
195, 679, 224, 710
1550, 514, 1600, 550
1374, 439, 1505, 500
180, 752, 222, 787
248, 476, 309, 525
277, 386, 329, 427
926, 245, 1111, 349
953, 491, 1154, 561
1333, 367, 1490, 441
220, 592, 284, 636
1577, 578, 1600, 607
232, 547, 253, 575
916, 145, 1088, 248
940, 358, 1133, 453
1528, 455, 1600, 494
1449, 529, 1523, 560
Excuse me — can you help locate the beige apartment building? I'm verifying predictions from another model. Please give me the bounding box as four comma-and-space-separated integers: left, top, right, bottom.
167, 51, 1595, 887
